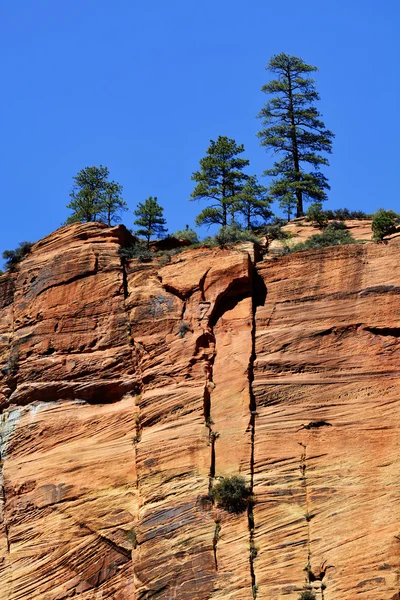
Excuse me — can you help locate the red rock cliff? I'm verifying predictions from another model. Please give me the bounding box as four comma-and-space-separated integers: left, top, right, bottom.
0, 223, 399, 600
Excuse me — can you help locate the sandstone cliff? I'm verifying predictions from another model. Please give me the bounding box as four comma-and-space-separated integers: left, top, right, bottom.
0, 223, 399, 599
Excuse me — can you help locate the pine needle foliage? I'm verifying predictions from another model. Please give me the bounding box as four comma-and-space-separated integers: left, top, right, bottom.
191, 136, 250, 227
66, 165, 127, 225
2, 241, 33, 271
237, 176, 272, 228
133, 197, 167, 246
371, 209, 400, 241
257, 53, 334, 217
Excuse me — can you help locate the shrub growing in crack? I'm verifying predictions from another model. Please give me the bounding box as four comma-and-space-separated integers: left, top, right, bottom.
126, 528, 138, 549
210, 475, 251, 514
178, 320, 191, 338
250, 539, 258, 559
298, 591, 316, 600
119, 243, 152, 262
149, 295, 174, 317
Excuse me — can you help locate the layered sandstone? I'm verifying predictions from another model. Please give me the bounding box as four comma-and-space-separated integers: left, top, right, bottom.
0, 222, 399, 600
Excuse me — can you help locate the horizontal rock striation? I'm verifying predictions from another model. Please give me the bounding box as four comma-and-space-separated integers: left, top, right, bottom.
253, 242, 400, 599
0, 222, 399, 599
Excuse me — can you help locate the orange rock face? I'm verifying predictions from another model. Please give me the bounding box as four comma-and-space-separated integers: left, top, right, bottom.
0, 222, 399, 599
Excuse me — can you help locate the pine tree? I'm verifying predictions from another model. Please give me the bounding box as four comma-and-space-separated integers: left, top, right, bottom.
190, 136, 249, 227
279, 194, 297, 221
133, 197, 167, 246
257, 53, 334, 217
66, 165, 110, 223
101, 181, 127, 226
237, 176, 272, 228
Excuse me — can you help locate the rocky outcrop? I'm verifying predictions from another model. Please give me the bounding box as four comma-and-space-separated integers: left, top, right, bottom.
268, 218, 374, 256
0, 222, 399, 599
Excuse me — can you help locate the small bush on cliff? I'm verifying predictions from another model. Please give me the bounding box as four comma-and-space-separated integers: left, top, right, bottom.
210, 475, 251, 513
306, 202, 328, 228
173, 226, 199, 244
257, 217, 289, 242
288, 227, 355, 252
2, 241, 33, 270
119, 242, 152, 262
299, 591, 316, 600
371, 209, 400, 241
215, 225, 260, 247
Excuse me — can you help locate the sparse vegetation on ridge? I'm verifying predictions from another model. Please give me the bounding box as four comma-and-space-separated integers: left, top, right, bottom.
371, 209, 400, 241
2, 241, 33, 271
286, 226, 356, 253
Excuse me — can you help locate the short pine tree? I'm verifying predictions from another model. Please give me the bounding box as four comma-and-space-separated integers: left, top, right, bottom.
134, 197, 167, 246
190, 136, 249, 227
279, 194, 297, 221
237, 175, 272, 229
66, 165, 110, 223
257, 53, 334, 217
101, 181, 128, 226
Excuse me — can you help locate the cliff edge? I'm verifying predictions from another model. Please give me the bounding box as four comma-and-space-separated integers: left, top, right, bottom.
0, 222, 399, 599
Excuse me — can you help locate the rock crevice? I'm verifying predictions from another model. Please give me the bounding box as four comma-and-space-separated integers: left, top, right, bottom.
0, 223, 399, 599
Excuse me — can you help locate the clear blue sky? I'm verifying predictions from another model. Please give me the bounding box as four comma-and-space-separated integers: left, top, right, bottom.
1, 0, 399, 259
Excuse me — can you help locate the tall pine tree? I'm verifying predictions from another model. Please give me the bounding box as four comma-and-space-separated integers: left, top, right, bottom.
257, 53, 334, 217
190, 136, 249, 227
134, 197, 167, 246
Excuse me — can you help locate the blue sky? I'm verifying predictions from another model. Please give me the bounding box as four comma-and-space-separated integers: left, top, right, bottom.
1, 0, 399, 259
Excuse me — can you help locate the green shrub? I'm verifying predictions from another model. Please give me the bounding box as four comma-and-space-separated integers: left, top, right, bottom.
325, 220, 347, 231
306, 202, 328, 228
210, 475, 251, 513
119, 243, 152, 262
215, 225, 260, 247
289, 228, 355, 252
172, 227, 199, 244
371, 209, 400, 241
2, 241, 33, 270
306, 206, 372, 228
299, 591, 316, 600
324, 208, 371, 220
262, 218, 289, 241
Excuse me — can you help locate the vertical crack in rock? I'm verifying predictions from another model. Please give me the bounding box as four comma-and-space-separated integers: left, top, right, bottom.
299, 442, 312, 575
201, 325, 220, 568
298, 442, 330, 598
199, 268, 211, 302
248, 268, 259, 599
213, 519, 221, 571
119, 255, 143, 581
120, 256, 129, 301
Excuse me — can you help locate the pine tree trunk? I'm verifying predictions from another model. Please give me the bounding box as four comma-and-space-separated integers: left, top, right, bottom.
287, 69, 303, 217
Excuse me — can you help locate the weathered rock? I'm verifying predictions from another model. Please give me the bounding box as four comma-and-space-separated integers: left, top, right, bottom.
253, 241, 400, 599
0, 222, 399, 599
268, 218, 374, 256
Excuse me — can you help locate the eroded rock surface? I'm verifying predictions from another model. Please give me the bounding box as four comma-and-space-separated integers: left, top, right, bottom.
0, 222, 399, 600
